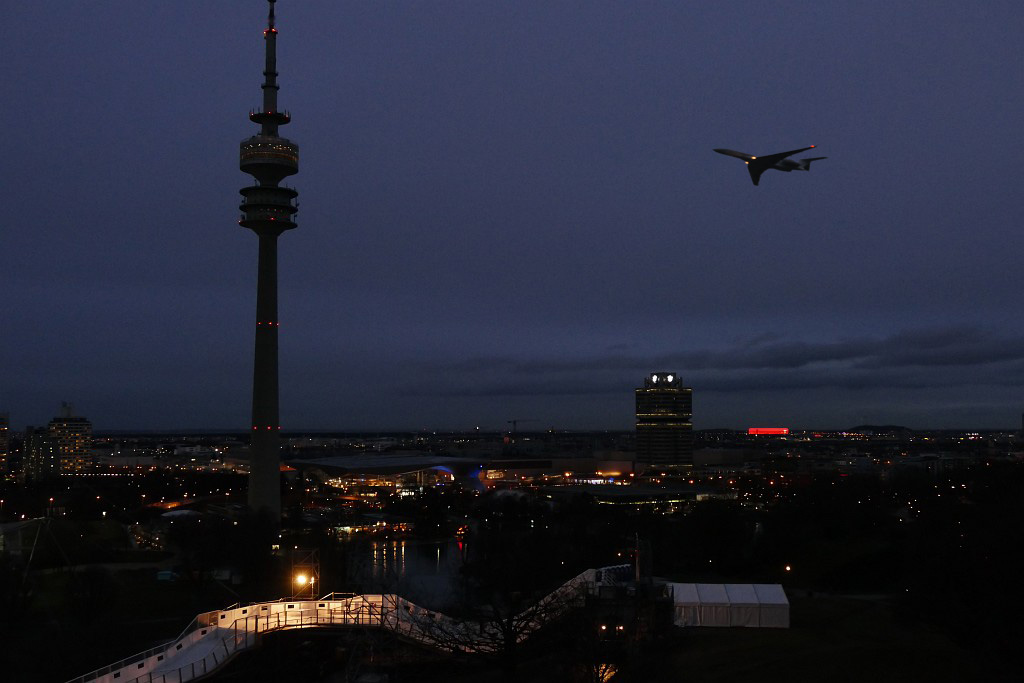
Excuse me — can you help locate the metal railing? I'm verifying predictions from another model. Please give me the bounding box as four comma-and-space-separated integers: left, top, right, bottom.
67, 567, 619, 683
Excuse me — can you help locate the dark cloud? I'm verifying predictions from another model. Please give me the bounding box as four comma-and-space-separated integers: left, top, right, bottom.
406, 327, 1024, 398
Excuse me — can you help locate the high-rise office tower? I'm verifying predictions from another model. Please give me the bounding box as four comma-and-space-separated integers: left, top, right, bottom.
49, 402, 93, 473
239, 0, 299, 519
635, 372, 693, 468
24, 426, 57, 481
23, 403, 92, 480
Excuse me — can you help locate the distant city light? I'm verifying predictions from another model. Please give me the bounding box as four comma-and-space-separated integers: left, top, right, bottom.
748, 427, 789, 435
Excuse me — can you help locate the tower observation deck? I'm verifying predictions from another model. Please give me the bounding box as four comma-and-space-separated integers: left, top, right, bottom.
240, 0, 298, 519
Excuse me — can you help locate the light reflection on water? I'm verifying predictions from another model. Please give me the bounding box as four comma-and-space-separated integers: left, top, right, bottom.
369, 538, 406, 580
347, 539, 463, 607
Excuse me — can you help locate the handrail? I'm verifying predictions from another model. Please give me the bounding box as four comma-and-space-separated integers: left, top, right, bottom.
317, 591, 357, 601
68, 566, 626, 683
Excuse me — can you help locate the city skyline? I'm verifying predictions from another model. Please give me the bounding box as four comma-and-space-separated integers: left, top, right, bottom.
5, 1, 1024, 431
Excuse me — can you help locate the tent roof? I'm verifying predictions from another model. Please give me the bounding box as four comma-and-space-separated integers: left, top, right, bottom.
724, 584, 760, 605
753, 584, 789, 605
669, 582, 789, 607
670, 582, 700, 602
695, 583, 730, 604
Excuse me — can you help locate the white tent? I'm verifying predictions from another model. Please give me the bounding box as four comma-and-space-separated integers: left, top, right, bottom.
753, 583, 790, 628
672, 583, 701, 626
724, 583, 761, 627
696, 583, 731, 626
668, 582, 789, 628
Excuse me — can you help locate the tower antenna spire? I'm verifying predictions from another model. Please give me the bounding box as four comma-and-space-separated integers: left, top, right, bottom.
259, 0, 282, 136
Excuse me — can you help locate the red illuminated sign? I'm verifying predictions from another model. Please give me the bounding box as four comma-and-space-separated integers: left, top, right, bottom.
748, 427, 789, 435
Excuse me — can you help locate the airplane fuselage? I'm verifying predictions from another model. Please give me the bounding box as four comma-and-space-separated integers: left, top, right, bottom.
774, 158, 811, 172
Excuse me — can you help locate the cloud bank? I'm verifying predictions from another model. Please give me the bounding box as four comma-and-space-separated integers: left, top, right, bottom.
404, 326, 1024, 398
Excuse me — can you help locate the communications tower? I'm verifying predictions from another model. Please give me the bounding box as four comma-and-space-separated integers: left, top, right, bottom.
239, 0, 299, 519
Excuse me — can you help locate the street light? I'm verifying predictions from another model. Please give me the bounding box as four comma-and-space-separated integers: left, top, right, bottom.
293, 572, 315, 598
291, 547, 320, 598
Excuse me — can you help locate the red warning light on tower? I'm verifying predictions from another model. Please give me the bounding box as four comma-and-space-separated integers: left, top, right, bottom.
748, 427, 789, 435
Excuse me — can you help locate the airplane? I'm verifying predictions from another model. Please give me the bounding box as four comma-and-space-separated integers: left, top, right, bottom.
713, 146, 826, 186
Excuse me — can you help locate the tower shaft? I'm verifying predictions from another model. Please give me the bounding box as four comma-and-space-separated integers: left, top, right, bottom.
248, 233, 281, 517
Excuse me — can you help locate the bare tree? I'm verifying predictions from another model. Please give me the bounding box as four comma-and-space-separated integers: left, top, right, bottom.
399, 568, 596, 668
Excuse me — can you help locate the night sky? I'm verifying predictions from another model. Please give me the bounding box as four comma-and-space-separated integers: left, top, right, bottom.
5, 1, 1024, 432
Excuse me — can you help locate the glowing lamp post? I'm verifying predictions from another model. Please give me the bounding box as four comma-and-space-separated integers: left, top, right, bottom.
290, 547, 320, 598
293, 572, 315, 597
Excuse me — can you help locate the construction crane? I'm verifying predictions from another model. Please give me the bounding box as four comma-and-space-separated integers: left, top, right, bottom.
505, 419, 539, 451
506, 419, 538, 435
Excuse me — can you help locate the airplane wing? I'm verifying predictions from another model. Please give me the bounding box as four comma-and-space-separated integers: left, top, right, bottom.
755, 146, 816, 167
713, 148, 755, 161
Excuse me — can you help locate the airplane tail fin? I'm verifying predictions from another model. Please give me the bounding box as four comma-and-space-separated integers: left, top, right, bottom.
799, 156, 827, 170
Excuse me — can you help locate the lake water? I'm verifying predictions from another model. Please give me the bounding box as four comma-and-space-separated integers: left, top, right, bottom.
343, 538, 465, 609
